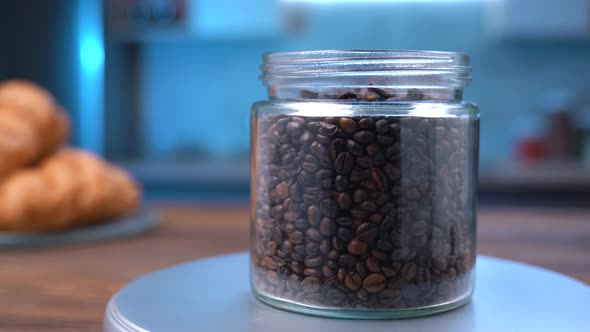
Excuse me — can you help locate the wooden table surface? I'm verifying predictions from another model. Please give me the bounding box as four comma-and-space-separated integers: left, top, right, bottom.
0, 205, 589, 331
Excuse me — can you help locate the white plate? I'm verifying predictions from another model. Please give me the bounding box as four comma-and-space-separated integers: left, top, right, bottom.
0, 208, 159, 248
104, 252, 590, 332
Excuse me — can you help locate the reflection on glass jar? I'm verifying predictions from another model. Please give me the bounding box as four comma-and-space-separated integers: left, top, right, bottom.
250, 50, 479, 319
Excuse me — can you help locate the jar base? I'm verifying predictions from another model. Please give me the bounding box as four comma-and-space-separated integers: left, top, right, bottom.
253, 288, 473, 320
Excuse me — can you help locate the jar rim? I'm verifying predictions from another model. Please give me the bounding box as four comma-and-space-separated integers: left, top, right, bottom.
262, 49, 470, 76
260, 49, 471, 102
263, 49, 469, 64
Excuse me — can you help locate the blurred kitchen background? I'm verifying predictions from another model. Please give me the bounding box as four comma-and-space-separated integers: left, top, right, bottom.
1, 0, 590, 206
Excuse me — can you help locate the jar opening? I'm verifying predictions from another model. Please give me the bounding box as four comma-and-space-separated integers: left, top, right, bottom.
260, 50, 471, 102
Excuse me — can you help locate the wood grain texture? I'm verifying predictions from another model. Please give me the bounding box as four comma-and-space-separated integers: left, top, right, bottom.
0, 205, 588, 331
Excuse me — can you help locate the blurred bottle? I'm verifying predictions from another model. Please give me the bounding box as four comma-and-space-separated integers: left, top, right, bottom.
150, 0, 179, 24
574, 98, 590, 167
516, 136, 545, 163
512, 116, 544, 163
541, 89, 576, 160
128, 0, 151, 27
127, 0, 181, 27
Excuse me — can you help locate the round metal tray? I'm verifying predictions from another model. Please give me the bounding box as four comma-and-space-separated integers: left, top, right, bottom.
105, 252, 590, 332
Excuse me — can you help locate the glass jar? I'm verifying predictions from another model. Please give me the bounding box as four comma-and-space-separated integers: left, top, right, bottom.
250, 50, 479, 319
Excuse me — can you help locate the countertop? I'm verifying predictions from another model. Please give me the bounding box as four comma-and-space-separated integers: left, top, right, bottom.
0, 205, 588, 331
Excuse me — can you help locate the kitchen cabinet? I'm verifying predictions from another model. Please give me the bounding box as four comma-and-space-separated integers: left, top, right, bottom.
105, 0, 284, 42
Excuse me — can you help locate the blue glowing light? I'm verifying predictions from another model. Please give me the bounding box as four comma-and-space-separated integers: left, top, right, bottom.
80, 37, 104, 72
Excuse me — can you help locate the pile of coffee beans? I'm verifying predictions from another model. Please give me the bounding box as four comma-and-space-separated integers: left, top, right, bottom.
251, 92, 477, 310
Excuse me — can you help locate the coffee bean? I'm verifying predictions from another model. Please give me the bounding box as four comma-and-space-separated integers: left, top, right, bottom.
371, 169, 387, 190
354, 262, 366, 279
305, 257, 323, 268
337, 228, 353, 242
377, 135, 394, 145
274, 181, 289, 200
338, 254, 356, 268
339, 117, 358, 135
363, 273, 386, 293
297, 177, 314, 193
354, 131, 375, 143
289, 231, 304, 244
299, 130, 314, 145
322, 265, 336, 277
356, 223, 378, 242
448, 267, 457, 279
347, 239, 369, 256
350, 170, 371, 182
320, 199, 340, 218
303, 243, 317, 256
402, 284, 421, 298
294, 218, 309, 229
401, 262, 417, 281
359, 201, 377, 213
432, 257, 448, 271
369, 213, 383, 223
334, 175, 349, 192
301, 277, 321, 293
386, 143, 401, 160
371, 249, 389, 261
329, 138, 345, 159
302, 155, 320, 173
335, 152, 354, 174
378, 288, 401, 305
310, 141, 325, 157
318, 190, 338, 199
352, 189, 368, 203
335, 217, 352, 227
346, 140, 363, 157
294, 244, 306, 256
291, 261, 304, 274
432, 239, 451, 257
291, 252, 305, 263
350, 209, 366, 220
356, 156, 374, 169
358, 118, 375, 129
375, 192, 391, 206
383, 167, 400, 187
319, 122, 338, 136
284, 211, 299, 222
337, 90, 357, 100
319, 218, 336, 236
411, 221, 428, 237
262, 256, 277, 270
416, 267, 432, 290
332, 237, 346, 251
376, 239, 393, 252
381, 266, 396, 278
323, 251, 338, 262
366, 257, 381, 273
286, 274, 301, 291
286, 121, 303, 136
319, 240, 331, 255
280, 240, 294, 254
327, 288, 346, 304
307, 205, 322, 226
306, 228, 323, 242
345, 272, 362, 290
337, 192, 352, 209
373, 152, 386, 167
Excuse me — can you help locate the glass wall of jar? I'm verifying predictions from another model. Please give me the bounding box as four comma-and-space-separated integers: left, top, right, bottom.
250, 50, 479, 319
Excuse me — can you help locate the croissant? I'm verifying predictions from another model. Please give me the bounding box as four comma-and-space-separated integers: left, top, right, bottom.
0, 149, 141, 232
0, 80, 70, 177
